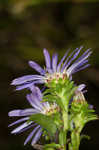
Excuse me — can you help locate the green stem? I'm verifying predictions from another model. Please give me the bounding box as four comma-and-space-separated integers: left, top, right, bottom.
62, 110, 68, 131
59, 109, 69, 150
69, 130, 80, 150
59, 129, 66, 150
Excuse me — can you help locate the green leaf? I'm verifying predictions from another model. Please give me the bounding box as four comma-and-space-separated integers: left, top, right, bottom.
29, 113, 57, 137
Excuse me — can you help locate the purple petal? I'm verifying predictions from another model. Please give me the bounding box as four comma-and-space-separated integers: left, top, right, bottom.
11, 122, 32, 134
29, 80, 44, 86
8, 109, 39, 117
57, 49, 70, 72
26, 94, 43, 111
28, 61, 45, 75
8, 117, 29, 127
61, 48, 79, 72
43, 49, 52, 73
31, 127, 42, 145
15, 83, 34, 91
67, 51, 92, 75
11, 75, 44, 85
31, 86, 42, 101
75, 59, 88, 69
70, 59, 89, 74
52, 53, 58, 72
46, 68, 53, 74
71, 64, 90, 74
77, 84, 86, 92
75, 48, 91, 64
16, 80, 44, 91
24, 125, 40, 145
19, 123, 36, 134
65, 46, 83, 69
15, 80, 44, 91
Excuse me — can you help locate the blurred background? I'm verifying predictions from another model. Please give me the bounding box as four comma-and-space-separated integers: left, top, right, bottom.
0, 1, 99, 150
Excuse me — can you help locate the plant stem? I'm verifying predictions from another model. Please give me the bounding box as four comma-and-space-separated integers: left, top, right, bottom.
59, 129, 66, 150
59, 108, 69, 150
62, 110, 68, 131
69, 130, 80, 150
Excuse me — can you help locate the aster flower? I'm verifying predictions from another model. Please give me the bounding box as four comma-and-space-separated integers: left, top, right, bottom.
69, 83, 86, 105
11, 46, 91, 91
8, 86, 58, 146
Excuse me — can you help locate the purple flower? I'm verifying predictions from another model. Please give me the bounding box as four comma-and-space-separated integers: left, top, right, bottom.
8, 86, 58, 146
73, 84, 87, 103
11, 46, 91, 90
69, 84, 86, 105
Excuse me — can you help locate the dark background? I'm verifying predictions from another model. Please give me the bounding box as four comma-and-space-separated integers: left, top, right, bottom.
0, 1, 99, 150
